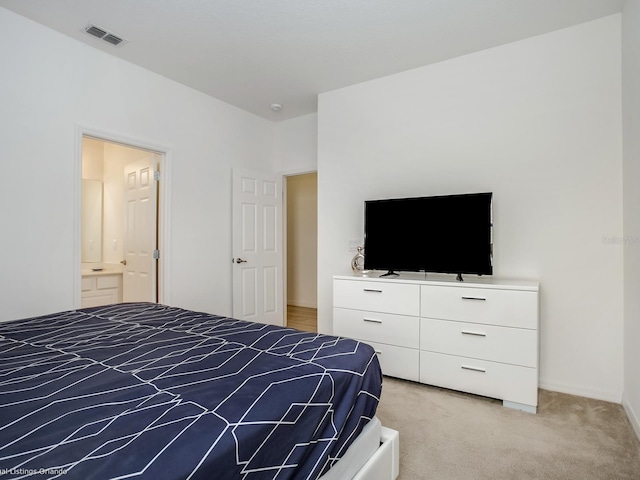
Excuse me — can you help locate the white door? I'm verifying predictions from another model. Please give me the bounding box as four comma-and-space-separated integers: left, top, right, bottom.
232, 169, 283, 325
123, 156, 158, 303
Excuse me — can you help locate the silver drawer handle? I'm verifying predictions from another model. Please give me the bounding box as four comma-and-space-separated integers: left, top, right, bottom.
363, 318, 383, 324
461, 330, 486, 337
461, 296, 486, 301
461, 365, 486, 373
363, 288, 383, 293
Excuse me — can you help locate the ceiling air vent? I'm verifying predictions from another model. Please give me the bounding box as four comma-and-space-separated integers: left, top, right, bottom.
102, 34, 124, 46
84, 23, 127, 47
85, 25, 107, 38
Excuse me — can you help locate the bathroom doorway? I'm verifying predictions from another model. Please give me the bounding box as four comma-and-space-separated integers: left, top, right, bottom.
285, 172, 317, 332
80, 135, 163, 307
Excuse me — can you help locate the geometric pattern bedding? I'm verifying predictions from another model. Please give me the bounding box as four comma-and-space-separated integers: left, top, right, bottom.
0, 303, 382, 479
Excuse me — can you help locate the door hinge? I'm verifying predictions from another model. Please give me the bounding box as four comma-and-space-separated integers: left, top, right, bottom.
153, 249, 160, 259
154, 171, 161, 181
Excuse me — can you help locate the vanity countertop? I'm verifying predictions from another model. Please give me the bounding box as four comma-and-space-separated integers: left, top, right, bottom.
81, 264, 123, 277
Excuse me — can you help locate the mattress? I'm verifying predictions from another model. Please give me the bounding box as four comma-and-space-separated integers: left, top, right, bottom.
0, 302, 382, 479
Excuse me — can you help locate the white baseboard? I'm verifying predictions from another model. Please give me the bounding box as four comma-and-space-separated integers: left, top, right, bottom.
538, 380, 622, 404
622, 394, 640, 442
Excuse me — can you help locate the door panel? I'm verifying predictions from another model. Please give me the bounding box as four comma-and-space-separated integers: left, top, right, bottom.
233, 169, 283, 325
241, 268, 257, 318
123, 157, 157, 303
263, 266, 277, 314
264, 204, 277, 252
242, 203, 257, 251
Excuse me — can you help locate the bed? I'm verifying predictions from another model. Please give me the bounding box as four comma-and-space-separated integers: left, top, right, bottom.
0, 303, 398, 479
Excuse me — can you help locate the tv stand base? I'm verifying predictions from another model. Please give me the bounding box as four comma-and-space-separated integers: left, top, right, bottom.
380, 271, 399, 277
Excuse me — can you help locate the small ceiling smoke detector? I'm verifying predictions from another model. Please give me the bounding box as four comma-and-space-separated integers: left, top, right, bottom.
84, 23, 127, 47
270, 103, 282, 112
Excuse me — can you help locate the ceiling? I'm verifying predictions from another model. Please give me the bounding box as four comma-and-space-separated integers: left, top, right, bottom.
0, 0, 625, 122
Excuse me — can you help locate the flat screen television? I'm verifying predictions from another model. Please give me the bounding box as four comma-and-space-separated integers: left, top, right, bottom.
363, 192, 493, 279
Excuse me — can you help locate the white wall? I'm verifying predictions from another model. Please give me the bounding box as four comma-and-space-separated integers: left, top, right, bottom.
273, 113, 318, 174
622, 0, 640, 437
318, 16, 623, 401
0, 7, 274, 321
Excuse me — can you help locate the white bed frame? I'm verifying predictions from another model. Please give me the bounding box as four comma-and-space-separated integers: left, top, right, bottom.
351, 426, 399, 480
320, 417, 399, 480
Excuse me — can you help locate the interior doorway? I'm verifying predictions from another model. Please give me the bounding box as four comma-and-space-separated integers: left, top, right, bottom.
285, 172, 318, 332
80, 135, 162, 307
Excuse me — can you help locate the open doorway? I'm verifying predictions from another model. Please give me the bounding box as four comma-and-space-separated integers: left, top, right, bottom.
80, 136, 162, 307
285, 172, 317, 332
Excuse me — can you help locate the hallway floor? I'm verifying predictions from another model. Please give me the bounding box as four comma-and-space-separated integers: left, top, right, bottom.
287, 305, 317, 333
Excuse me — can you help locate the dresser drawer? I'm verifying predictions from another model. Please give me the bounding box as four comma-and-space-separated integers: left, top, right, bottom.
420, 351, 538, 407
420, 318, 537, 367
367, 341, 419, 382
334, 279, 420, 316
334, 308, 419, 349
421, 285, 538, 329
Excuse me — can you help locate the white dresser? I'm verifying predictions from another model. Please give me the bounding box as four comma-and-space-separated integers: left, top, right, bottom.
333, 274, 539, 413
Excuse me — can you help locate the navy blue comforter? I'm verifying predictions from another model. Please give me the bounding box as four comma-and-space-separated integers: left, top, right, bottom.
0, 303, 382, 479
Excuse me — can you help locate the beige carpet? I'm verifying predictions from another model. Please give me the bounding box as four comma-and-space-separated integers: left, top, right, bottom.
375, 377, 640, 480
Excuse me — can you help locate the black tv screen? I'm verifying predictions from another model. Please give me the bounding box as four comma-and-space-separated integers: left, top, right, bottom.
363, 192, 493, 277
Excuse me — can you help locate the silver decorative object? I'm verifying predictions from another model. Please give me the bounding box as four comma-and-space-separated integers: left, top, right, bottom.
351, 246, 365, 271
